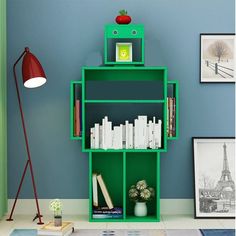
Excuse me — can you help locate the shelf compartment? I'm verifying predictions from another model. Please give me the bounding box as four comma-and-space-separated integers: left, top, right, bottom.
167, 80, 179, 140
85, 75, 166, 100
70, 81, 83, 140
83, 103, 167, 151
83, 67, 167, 81
125, 152, 159, 221
90, 152, 124, 221
106, 38, 143, 64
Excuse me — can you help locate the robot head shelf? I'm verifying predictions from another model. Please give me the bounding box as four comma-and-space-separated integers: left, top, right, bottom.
104, 24, 145, 65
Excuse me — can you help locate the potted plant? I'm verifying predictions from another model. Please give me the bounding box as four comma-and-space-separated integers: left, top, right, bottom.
128, 180, 155, 217
49, 199, 63, 226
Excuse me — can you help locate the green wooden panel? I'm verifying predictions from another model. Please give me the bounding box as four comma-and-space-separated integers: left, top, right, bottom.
0, 0, 7, 218
105, 24, 144, 39
156, 153, 160, 221
126, 153, 158, 219
85, 100, 165, 104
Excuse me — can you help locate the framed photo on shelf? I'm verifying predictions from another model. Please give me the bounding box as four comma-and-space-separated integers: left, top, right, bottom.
116, 43, 132, 62
200, 34, 235, 83
192, 137, 235, 218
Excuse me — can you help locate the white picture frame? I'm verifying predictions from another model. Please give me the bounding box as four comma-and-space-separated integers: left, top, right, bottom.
116, 43, 132, 62
200, 34, 235, 83
193, 137, 235, 218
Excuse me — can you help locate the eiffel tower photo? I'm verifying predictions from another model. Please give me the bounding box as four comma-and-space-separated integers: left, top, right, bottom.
215, 143, 235, 199
197, 140, 235, 216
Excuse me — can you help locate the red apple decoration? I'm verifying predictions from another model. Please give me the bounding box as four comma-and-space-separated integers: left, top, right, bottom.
115, 10, 132, 24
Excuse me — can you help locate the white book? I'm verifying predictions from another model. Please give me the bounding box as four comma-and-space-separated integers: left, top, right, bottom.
152, 117, 156, 149
102, 116, 108, 150
146, 123, 149, 148
90, 127, 95, 149
111, 130, 114, 149
128, 123, 133, 149
99, 126, 103, 148
113, 126, 120, 149
134, 119, 139, 149
158, 119, 162, 148
120, 124, 125, 149
154, 123, 159, 149
138, 116, 147, 149
106, 121, 112, 149
125, 121, 129, 149
92, 173, 98, 207
148, 120, 153, 149
94, 124, 100, 149
102, 118, 105, 149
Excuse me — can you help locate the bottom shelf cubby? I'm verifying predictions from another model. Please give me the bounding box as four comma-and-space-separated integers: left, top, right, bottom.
89, 152, 160, 222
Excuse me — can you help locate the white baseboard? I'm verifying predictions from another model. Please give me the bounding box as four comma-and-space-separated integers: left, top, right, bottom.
8, 199, 194, 215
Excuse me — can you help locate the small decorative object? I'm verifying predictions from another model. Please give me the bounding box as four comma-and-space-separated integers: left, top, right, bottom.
200, 34, 235, 83
193, 137, 235, 218
50, 199, 63, 226
116, 43, 132, 62
115, 10, 132, 24
129, 180, 155, 217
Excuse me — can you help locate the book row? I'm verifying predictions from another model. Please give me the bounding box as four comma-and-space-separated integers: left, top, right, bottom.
90, 116, 162, 150
167, 97, 176, 137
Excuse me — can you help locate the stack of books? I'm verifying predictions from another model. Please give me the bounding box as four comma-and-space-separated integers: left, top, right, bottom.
38, 221, 74, 236
90, 116, 162, 150
167, 97, 176, 137
92, 173, 123, 219
73, 85, 81, 137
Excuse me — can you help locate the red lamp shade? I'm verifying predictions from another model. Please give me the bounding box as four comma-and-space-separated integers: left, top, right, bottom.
22, 48, 47, 88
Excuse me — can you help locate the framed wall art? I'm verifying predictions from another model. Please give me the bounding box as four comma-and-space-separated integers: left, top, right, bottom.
116, 42, 132, 62
193, 137, 235, 218
200, 34, 235, 83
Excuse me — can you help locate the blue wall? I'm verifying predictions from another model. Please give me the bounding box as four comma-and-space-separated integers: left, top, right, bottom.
7, 0, 235, 199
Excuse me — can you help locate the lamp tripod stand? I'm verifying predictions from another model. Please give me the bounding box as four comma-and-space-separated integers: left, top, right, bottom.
6, 47, 46, 225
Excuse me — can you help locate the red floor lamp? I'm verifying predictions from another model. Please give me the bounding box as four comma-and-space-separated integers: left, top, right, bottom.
7, 47, 47, 225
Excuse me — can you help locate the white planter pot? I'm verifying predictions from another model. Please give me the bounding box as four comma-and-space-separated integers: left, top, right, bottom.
54, 216, 62, 227
134, 202, 147, 217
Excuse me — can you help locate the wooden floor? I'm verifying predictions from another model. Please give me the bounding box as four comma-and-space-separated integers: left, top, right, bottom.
0, 214, 234, 235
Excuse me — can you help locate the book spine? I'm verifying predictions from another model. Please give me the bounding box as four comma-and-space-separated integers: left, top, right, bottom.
134, 119, 138, 149
172, 97, 176, 137
129, 124, 133, 149
125, 121, 129, 149
92, 173, 98, 207
154, 123, 159, 149
94, 124, 99, 149
99, 126, 103, 149
92, 214, 123, 219
138, 116, 147, 149
169, 98, 173, 137
75, 100, 81, 136
167, 97, 170, 137
106, 121, 112, 149
113, 126, 119, 149
120, 125, 123, 149
90, 127, 95, 149
152, 117, 156, 149
158, 119, 162, 148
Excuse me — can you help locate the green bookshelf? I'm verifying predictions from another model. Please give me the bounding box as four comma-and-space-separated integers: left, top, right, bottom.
70, 24, 179, 222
